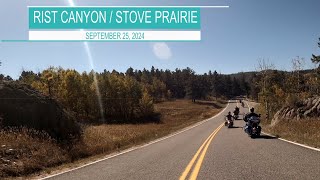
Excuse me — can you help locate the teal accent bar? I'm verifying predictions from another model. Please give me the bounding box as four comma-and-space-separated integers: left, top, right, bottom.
29, 7, 201, 29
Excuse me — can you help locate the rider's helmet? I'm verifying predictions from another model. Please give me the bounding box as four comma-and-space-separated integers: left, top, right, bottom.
250, 108, 255, 113
228, 111, 231, 115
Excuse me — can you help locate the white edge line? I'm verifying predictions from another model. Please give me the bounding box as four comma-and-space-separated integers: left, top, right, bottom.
261, 132, 320, 152
277, 138, 320, 152
27, 6, 229, 8
39, 101, 230, 179
244, 99, 320, 152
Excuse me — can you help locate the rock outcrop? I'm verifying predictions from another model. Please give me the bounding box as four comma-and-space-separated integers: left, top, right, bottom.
271, 96, 320, 126
0, 81, 81, 140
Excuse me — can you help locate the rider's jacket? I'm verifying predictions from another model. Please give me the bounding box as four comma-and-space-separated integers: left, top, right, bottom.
244, 112, 259, 122
234, 108, 239, 114
226, 114, 233, 120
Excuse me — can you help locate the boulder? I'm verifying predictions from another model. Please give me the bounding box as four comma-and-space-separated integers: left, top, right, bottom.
306, 98, 313, 109
271, 96, 320, 126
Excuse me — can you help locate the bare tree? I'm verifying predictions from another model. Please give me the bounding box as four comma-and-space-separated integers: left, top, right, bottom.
256, 58, 275, 95
291, 56, 305, 94
256, 58, 275, 120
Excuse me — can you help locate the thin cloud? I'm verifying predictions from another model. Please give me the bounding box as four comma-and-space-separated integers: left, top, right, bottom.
152, 42, 172, 60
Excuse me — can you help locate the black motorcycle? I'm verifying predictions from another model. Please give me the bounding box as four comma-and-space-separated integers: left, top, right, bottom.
244, 116, 261, 138
233, 110, 239, 120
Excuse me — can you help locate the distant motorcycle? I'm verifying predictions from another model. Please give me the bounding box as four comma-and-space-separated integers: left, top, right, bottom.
244, 116, 261, 138
233, 111, 239, 120
225, 117, 234, 128
233, 107, 240, 120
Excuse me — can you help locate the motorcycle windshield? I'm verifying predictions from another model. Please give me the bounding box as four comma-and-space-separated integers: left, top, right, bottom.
249, 117, 260, 123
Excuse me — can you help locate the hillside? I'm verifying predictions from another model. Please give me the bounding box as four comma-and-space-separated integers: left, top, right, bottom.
0, 81, 81, 140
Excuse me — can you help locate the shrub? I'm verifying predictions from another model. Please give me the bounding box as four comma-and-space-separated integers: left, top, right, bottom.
285, 93, 302, 108
0, 82, 81, 141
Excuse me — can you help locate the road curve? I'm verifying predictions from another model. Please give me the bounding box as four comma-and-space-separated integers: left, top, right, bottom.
43, 100, 320, 180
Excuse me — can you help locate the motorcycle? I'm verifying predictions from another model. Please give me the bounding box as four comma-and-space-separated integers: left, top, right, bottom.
233, 111, 239, 120
244, 116, 261, 138
225, 117, 234, 128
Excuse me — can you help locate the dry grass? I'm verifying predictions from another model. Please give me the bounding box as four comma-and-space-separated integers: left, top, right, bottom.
79, 99, 224, 156
257, 103, 320, 149
0, 99, 225, 178
263, 119, 320, 148
0, 129, 68, 178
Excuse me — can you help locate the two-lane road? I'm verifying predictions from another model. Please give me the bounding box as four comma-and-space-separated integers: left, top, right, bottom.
43, 100, 320, 180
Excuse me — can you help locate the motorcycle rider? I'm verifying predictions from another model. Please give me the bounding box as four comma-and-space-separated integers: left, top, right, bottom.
244, 107, 260, 133
225, 111, 234, 126
234, 106, 240, 118
234, 106, 240, 114
244, 107, 259, 121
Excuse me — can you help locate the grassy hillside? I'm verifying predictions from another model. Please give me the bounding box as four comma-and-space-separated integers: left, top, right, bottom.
0, 99, 226, 178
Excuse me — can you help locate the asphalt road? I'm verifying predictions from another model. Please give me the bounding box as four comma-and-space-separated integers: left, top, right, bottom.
44, 100, 320, 180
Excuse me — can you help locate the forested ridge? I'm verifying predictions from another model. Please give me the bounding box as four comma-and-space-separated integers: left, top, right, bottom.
3, 67, 249, 123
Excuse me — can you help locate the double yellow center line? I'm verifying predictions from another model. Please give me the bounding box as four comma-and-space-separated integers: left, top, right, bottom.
179, 123, 224, 180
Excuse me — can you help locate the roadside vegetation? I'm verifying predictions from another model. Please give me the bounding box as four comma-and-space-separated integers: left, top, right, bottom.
0, 99, 225, 178
1, 59, 232, 178
262, 119, 320, 148
251, 38, 320, 148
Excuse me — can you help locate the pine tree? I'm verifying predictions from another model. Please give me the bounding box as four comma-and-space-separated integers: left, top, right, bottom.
311, 38, 320, 64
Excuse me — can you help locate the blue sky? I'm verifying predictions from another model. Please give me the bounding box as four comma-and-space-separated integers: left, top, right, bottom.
0, 0, 320, 79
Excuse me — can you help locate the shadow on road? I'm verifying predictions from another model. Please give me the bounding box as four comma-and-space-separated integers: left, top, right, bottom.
234, 119, 244, 121
228, 126, 242, 129
253, 135, 278, 139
